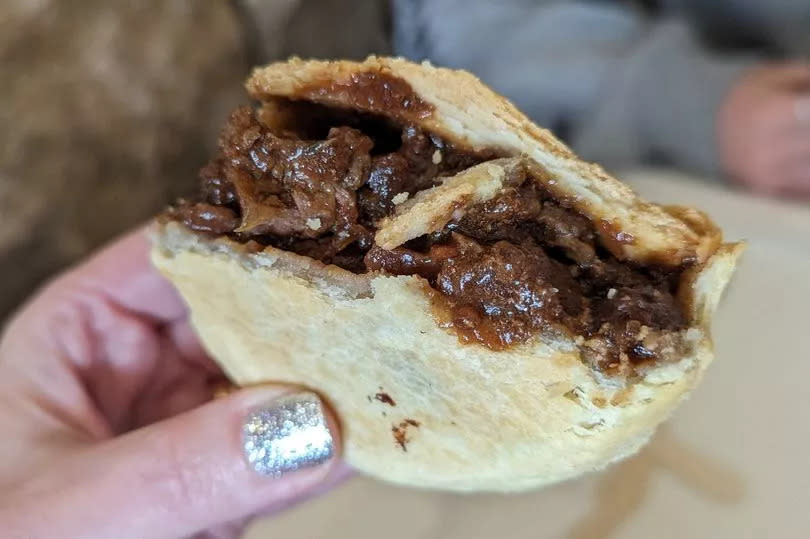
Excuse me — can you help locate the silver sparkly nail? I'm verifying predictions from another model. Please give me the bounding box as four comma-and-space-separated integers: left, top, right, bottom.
242, 392, 334, 476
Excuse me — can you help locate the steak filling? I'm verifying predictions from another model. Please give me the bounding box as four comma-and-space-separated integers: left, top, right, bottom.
169, 103, 691, 376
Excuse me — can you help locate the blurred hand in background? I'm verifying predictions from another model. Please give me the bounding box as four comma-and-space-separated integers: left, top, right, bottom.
719, 63, 810, 198
393, 0, 810, 202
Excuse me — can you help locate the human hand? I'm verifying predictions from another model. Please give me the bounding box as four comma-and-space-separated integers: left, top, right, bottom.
0, 229, 348, 539
718, 62, 810, 198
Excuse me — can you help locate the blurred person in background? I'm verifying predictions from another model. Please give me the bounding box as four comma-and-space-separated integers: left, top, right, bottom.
392, 0, 810, 199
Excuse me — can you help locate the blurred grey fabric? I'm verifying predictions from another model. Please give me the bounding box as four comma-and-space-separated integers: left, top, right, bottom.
393, 0, 810, 177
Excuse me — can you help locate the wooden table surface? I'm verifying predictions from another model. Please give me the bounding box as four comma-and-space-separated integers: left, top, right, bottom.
247, 171, 810, 539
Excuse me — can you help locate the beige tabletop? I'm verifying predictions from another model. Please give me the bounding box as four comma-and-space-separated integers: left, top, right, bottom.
247, 170, 810, 539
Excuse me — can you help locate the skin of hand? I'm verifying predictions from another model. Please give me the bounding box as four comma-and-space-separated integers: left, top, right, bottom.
0, 228, 350, 539
718, 62, 810, 199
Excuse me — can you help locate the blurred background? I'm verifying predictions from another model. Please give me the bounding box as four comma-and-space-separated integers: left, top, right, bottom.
2, 1, 809, 538
0, 0, 390, 319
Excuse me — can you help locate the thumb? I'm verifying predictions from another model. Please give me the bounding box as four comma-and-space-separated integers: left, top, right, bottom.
2, 387, 342, 539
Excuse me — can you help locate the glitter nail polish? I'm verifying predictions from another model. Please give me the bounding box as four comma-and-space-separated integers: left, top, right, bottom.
242, 392, 334, 476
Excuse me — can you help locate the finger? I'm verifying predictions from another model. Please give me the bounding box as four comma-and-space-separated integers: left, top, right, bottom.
757, 93, 807, 132
2, 275, 176, 435
3, 225, 187, 350
56, 225, 188, 323
250, 460, 354, 516
759, 62, 810, 89
744, 155, 810, 198
191, 520, 249, 539
0, 225, 214, 432
745, 135, 810, 176
196, 462, 354, 539
781, 164, 810, 198
166, 318, 222, 374
0, 386, 344, 539
780, 133, 810, 157
791, 93, 810, 133
127, 336, 221, 429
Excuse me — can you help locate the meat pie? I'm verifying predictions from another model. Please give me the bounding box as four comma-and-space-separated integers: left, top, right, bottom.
151, 57, 743, 492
